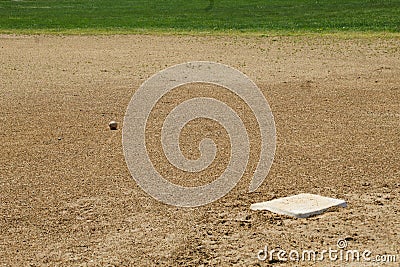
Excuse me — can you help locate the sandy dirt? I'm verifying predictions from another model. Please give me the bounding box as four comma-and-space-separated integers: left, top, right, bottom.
0, 34, 399, 266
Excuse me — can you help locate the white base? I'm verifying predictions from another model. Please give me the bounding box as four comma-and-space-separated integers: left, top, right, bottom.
250, 193, 347, 218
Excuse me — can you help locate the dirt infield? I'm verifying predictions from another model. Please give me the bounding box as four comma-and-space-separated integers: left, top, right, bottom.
1, 35, 399, 266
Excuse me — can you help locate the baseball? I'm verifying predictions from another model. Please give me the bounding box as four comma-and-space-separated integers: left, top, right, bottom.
109, 121, 118, 130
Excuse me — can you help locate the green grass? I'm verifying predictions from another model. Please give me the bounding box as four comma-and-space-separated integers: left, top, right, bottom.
0, 0, 399, 34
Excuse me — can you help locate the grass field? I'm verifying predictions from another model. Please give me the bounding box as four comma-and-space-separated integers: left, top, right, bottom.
1, 0, 400, 34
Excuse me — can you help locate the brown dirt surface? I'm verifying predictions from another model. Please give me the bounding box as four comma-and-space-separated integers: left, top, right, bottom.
1, 34, 399, 266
